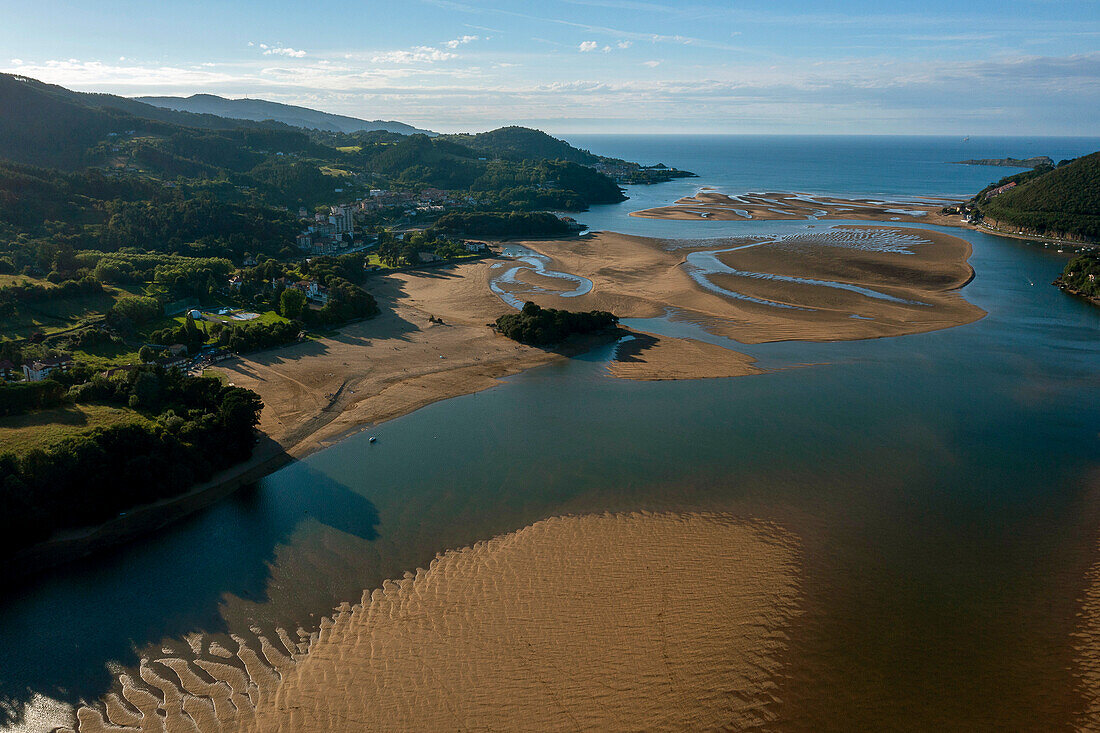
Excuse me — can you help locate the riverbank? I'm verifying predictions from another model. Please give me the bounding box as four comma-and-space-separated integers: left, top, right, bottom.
5, 435, 292, 584
5, 225, 986, 583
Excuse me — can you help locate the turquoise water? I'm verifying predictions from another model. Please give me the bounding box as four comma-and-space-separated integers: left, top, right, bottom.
2, 136, 1099, 730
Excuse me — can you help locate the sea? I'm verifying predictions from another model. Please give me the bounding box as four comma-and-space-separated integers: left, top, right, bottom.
2, 135, 1099, 731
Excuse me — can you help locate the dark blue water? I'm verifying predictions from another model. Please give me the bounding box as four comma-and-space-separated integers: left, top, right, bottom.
2, 136, 1098, 731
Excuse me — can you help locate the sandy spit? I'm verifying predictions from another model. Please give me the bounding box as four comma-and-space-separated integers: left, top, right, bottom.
610, 332, 762, 381
68, 511, 801, 732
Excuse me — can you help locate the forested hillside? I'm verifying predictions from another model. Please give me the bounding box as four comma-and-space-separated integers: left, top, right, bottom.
977, 152, 1100, 240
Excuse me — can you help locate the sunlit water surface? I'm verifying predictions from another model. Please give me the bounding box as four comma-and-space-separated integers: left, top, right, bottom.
2, 135, 1099, 731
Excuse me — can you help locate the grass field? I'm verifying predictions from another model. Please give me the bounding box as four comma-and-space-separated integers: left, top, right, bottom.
0, 274, 56, 288
0, 404, 151, 456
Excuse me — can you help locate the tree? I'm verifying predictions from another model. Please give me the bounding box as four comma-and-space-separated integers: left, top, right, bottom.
138, 345, 157, 363
279, 288, 306, 319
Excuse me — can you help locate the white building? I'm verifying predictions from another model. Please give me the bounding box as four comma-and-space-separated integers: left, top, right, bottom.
23, 356, 73, 382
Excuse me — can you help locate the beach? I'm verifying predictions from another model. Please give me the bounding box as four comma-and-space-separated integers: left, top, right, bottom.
214, 225, 982, 460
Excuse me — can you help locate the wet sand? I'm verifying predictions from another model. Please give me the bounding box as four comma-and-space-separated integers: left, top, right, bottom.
609, 332, 762, 381
501, 228, 984, 344
67, 512, 801, 732
212, 261, 560, 458
631, 191, 965, 227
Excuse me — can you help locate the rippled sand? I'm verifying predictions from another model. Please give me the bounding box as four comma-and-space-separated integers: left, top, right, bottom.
632, 191, 963, 227
68, 512, 801, 732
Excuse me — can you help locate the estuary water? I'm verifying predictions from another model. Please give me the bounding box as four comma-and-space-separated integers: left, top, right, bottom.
2, 136, 1099, 731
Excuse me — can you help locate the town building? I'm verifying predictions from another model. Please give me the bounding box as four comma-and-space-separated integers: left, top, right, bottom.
22, 355, 73, 382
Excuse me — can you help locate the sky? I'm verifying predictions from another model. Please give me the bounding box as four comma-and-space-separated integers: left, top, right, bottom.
1, 0, 1098, 135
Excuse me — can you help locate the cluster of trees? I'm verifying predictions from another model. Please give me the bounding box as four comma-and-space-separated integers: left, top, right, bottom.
1057, 251, 1100, 300
495, 302, 618, 345
0, 380, 66, 416
0, 366, 264, 556
212, 318, 301, 352
0, 275, 105, 319
375, 230, 468, 267
148, 313, 207, 353
434, 211, 573, 237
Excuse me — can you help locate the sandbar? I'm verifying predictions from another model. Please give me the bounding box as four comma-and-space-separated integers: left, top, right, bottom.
501, 228, 985, 344
631, 191, 967, 227
609, 332, 762, 380
68, 512, 802, 732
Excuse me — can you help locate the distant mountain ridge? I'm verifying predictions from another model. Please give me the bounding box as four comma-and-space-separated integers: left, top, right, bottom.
137, 94, 435, 136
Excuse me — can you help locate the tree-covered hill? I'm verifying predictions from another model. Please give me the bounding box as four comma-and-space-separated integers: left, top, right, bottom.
0, 73, 305, 169
441, 126, 603, 165
977, 152, 1100, 241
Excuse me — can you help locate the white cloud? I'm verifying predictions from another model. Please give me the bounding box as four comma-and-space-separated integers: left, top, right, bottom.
10, 59, 23, 65
444, 34, 480, 48
616, 41, 632, 49
4, 50, 1096, 135
263, 47, 307, 58
371, 46, 456, 63
579, 41, 599, 52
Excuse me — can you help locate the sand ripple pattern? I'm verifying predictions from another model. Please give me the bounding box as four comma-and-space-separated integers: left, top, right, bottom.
69, 512, 801, 733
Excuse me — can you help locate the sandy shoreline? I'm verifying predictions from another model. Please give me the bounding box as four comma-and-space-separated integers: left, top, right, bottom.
68, 512, 803, 733
11, 222, 985, 581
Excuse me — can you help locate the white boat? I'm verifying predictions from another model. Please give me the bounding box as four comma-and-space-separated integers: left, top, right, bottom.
369, 436, 377, 443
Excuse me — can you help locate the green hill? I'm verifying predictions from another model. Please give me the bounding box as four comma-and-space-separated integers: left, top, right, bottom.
441, 126, 602, 164
977, 152, 1100, 241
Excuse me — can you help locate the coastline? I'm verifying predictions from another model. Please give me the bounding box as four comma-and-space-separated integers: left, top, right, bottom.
3, 259, 621, 581
7, 214, 989, 583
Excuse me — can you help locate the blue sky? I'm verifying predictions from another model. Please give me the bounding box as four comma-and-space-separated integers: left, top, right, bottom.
2, 0, 1098, 134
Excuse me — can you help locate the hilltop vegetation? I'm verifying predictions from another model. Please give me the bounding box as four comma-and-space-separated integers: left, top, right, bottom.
975, 152, 1100, 241
1056, 251, 1100, 302
442, 126, 601, 165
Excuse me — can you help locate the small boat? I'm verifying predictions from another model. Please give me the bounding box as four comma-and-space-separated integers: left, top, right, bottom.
369, 436, 377, 444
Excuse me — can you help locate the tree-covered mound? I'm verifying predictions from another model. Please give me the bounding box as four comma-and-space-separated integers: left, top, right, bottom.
977, 152, 1100, 241
495, 301, 618, 345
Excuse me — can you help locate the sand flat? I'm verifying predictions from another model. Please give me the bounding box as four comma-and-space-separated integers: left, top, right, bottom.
506, 228, 984, 344
631, 191, 965, 227
609, 333, 762, 381
212, 261, 556, 458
